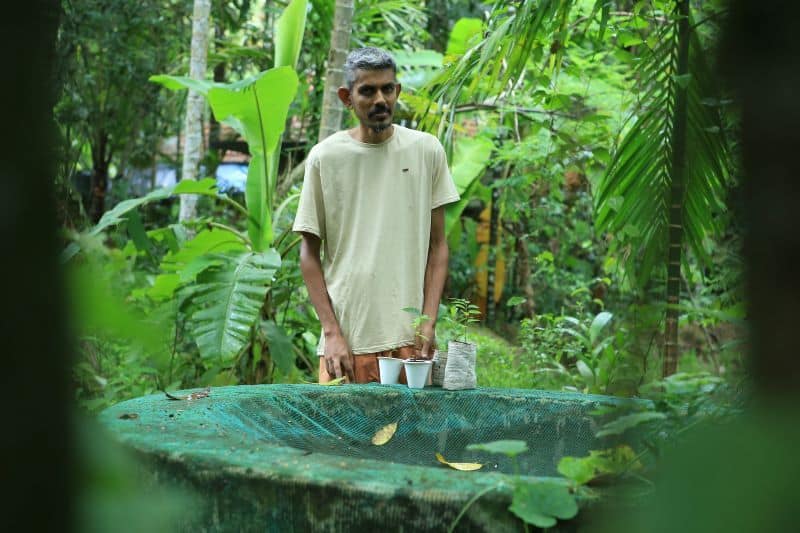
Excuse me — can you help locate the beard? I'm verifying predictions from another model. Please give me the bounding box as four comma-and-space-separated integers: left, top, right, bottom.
370, 123, 391, 133
366, 106, 392, 133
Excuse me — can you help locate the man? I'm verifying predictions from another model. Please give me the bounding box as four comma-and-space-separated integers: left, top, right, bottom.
293, 47, 460, 383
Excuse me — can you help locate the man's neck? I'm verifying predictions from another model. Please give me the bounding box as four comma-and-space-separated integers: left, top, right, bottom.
349, 123, 395, 144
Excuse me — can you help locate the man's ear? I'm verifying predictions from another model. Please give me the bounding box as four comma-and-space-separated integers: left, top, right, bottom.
395, 82, 402, 98
337, 87, 351, 108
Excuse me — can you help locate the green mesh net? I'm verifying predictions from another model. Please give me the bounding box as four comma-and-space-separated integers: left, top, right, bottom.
100, 385, 631, 531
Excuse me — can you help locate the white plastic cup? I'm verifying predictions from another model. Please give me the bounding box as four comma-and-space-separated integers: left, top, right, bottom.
377, 356, 403, 384
404, 360, 432, 389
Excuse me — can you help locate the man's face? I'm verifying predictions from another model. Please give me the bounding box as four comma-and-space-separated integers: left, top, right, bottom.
341, 69, 401, 133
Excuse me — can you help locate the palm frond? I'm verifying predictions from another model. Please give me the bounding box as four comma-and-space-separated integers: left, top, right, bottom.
595, 10, 731, 287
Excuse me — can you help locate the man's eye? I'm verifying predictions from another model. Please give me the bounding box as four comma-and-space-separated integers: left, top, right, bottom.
383, 85, 395, 93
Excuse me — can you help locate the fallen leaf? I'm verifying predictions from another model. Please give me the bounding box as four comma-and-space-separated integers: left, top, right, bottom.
371, 422, 398, 445
118, 413, 138, 420
300, 377, 347, 386
436, 452, 483, 471
186, 387, 211, 400
165, 387, 211, 401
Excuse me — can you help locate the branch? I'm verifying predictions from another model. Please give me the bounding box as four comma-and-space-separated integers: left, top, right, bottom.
454, 102, 579, 119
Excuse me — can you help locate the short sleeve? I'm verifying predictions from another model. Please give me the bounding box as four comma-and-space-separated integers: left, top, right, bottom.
292, 151, 326, 239
430, 138, 460, 209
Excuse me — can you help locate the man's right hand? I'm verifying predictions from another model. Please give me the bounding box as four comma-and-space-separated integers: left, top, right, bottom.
323, 332, 355, 382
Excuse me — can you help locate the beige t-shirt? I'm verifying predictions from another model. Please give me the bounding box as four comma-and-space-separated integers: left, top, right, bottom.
293, 125, 460, 355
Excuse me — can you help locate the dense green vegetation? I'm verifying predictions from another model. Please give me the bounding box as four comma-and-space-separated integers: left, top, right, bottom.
55, 0, 748, 526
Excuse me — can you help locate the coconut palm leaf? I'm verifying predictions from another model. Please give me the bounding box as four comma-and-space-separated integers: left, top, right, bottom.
595, 15, 731, 287
191, 250, 281, 360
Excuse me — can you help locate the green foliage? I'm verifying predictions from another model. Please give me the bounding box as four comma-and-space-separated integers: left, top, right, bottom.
55, 0, 189, 211
401, 307, 432, 343
442, 298, 481, 343
274, 0, 308, 69
464, 439, 579, 528
557, 445, 641, 485
151, 67, 299, 249
446, 18, 483, 56
191, 250, 281, 360
444, 135, 494, 241
466, 439, 528, 458
508, 480, 578, 528
595, 8, 733, 287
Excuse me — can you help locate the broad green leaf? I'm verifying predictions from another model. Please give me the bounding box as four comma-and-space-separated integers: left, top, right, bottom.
393, 49, 443, 68
509, 480, 578, 528
444, 136, 494, 238
192, 250, 281, 360
173, 177, 218, 195
274, 0, 308, 69
451, 136, 494, 191
148, 229, 246, 301
147, 273, 181, 301
617, 31, 643, 47
394, 50, 444, 89
557, 455, 597, 485
179, 256, 225, 283
124, 210, 153, 255
575, 360, 594, 382
261, 319, 295, 374
596, 411, 666, 438
588, 311, 613, 344
160, 229, 245, 273
506, 296, 526, 307
149, 74, 216, 95
467, 439, 528, 457
206, 67, 299, 249
91, 186, 173, 237
207, 67, 297, 159
447, 18, 484, 56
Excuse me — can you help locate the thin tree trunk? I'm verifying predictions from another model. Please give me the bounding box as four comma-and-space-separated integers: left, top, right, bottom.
663, 0, 690, 376
426, 0, 449, 52
89, 131, 109, 223
179, 0, 211, 223
318, 0, 354, 141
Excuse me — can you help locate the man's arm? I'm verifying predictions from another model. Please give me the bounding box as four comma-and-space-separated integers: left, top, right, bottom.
298, 232, 354, 381
419, 206, 449, 357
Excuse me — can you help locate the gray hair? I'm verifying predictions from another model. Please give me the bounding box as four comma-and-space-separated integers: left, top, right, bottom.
343, 47, 397, 89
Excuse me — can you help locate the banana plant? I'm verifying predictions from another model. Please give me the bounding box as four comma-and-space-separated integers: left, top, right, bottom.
67, 0, 308, 376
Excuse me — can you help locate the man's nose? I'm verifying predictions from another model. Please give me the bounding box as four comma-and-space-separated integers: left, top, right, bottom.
374, 90, 386, 106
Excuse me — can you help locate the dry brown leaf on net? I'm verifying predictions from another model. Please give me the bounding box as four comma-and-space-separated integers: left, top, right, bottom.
435, 452, 483, 471
371, 422, 398, 445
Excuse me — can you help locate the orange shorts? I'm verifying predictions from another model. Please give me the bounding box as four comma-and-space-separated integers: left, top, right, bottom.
318, 344, 420, 384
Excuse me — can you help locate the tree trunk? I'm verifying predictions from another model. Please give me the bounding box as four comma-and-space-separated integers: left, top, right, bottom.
89, 131, 110, 223
663, 0, 690, 377
426, 0, 449, 52
318, 0, 354, 141
514, 230, 535, 318
179, 0, 211, 223
486, 169, 503, 326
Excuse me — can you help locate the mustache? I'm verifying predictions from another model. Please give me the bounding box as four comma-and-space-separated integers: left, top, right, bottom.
368, 106, 391, 117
